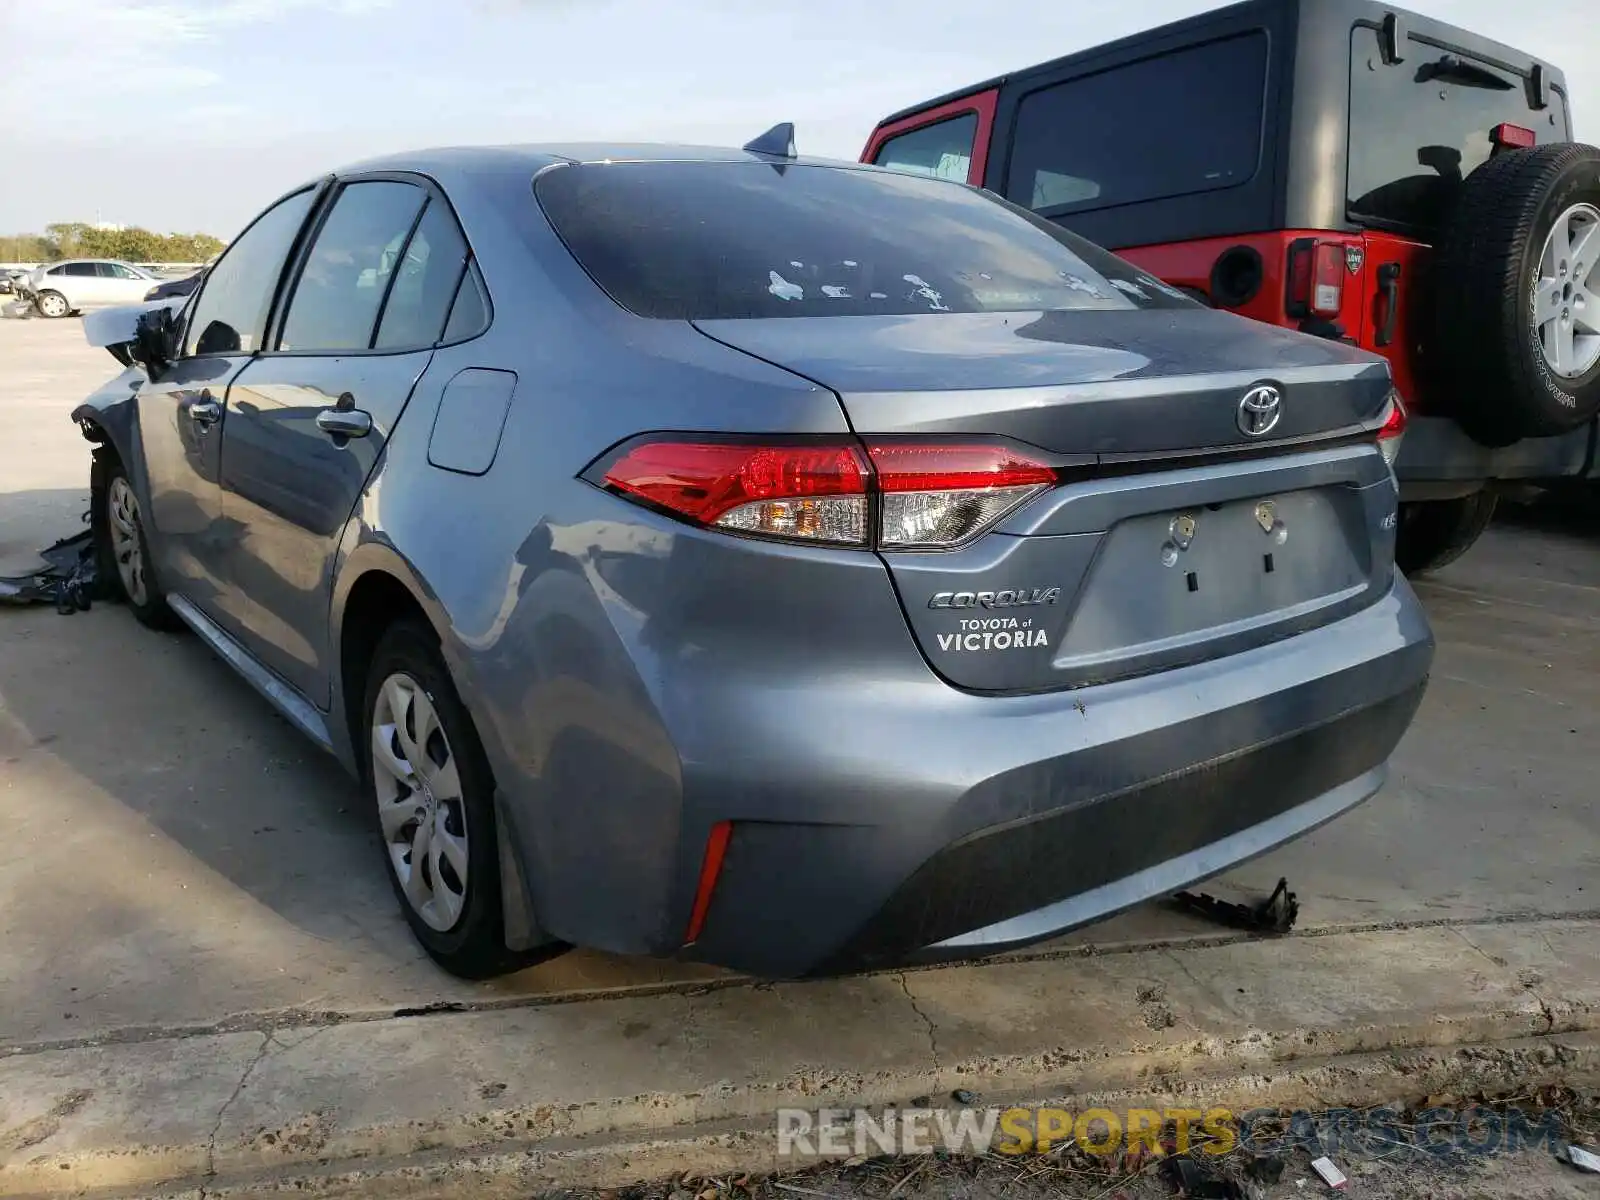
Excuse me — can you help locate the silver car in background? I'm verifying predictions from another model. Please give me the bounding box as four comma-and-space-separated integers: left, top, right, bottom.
72, 140, 1433, 980
24, 259, 161, 317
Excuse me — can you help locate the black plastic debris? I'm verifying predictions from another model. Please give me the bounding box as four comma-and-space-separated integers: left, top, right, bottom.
1243, 1153, 1286, 1185
0, 530, 99, 614
1160, 1154, 1243, 1198
1172, 876, 1299, 935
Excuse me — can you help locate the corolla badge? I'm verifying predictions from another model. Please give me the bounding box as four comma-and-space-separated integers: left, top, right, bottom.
929, 587, 1060, 610
1237, 385, 1283, 437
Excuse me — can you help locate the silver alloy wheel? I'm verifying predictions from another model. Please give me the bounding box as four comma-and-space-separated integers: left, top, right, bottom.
106, 475, 148, 606
1534, 201, 1600, 378
372, 672, 470, 932
36, 291, 68, 318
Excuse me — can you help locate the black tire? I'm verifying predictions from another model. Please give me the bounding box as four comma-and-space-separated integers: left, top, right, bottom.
1432, 143, 1600, 445
35, 289, 71, 318
361, 619, 526, 979
91, 449, 182, 629
1395, 492, 1499, 576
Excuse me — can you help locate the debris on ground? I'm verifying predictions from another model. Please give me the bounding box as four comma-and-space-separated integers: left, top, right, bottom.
0, 528, 98, 613
1308, 1156, 1347, 1190
1558, 1142, 1600, 1173
1172, 877, 1299, 935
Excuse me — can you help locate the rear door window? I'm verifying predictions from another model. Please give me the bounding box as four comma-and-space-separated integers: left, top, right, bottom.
373, 198, 470, 349
1346, 27, 1567, 235
872, 114, 978, 182
1004, 32, 1269, 215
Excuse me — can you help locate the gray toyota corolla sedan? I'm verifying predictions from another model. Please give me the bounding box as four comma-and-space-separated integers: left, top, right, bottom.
72, 136, 1433, 979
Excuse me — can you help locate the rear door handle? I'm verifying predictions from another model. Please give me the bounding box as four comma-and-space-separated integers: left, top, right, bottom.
1375, 262, 1402, 348
316, 408, 372, 438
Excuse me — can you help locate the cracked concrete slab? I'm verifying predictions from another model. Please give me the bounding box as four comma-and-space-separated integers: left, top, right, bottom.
3, 921, 1599, 1197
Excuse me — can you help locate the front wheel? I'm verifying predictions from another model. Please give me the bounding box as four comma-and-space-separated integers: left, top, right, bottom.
91, 451, 181, 628
362, 620, 529, 979
35, 290, 70, 318
1395, 492, 1498, 575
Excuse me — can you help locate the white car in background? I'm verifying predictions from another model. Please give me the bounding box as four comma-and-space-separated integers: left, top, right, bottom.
24, 260, 162, 318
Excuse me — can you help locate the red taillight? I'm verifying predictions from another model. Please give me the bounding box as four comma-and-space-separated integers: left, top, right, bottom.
866, 443, 1057, 492
1492, 123, 1537, 150
1376, 391, 1407, 465
595, 437, 1058, 549
1286, 239, 1345, 318
602, 441, 870, 544
684, 820, 732, 945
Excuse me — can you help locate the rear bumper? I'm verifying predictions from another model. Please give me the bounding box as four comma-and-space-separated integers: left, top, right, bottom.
678, 575, 1432, 977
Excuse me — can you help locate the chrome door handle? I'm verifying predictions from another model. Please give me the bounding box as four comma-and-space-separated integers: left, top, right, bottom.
189, 395, 222, 426
316, 408, 372, 438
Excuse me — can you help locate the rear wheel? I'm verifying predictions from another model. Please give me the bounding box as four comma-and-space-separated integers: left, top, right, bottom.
362, 620, 527, 979
1395, 492, 1498, 576
35, 290, 70, 318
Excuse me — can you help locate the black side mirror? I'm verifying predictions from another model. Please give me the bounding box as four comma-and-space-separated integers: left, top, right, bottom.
131, 305, 180, 376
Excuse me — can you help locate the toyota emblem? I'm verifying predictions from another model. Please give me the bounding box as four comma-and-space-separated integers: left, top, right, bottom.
1237, 385, 1283, 437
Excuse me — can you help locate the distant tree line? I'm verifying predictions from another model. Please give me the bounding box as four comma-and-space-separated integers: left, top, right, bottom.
0, 223, 226, 264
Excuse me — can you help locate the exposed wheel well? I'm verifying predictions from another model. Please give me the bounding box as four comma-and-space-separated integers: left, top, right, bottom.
339, 571, 435, 751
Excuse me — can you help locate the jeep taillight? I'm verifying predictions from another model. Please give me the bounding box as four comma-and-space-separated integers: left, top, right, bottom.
1286, 239, 1345, 318
1491, 123, 1537, 150
592, 437, 1057, 550
1376, 391, 1407, 466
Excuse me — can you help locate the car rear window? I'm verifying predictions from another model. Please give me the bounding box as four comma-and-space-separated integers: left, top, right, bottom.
1004, 32, 1269, 215
1347, 26, 1569, 235
533, 161, 1197, 320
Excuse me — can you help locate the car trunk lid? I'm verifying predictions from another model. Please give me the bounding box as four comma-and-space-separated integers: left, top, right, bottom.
694, 310, 1400, 694
693, 308, 1392, 454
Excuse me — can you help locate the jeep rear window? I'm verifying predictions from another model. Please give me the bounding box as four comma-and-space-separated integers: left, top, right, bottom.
1004, 32, 1268, 215
1347, 26, 1568, 235
534, 161, 1198, 320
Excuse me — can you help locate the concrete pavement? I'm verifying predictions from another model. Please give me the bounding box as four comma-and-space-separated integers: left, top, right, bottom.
2, 317, 1600, 1195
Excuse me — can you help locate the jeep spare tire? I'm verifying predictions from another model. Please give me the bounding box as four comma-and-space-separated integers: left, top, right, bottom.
1432, 142, 1600, 444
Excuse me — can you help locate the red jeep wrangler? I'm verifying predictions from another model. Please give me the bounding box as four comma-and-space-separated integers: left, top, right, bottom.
863, 0, 1600, 573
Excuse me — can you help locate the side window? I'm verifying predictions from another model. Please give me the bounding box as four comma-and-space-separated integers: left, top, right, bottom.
63, 263, 97, 277
873, 114, 978, 182
278, 181, 427, 353
1005, 32, 1268, 214
47, 265, 66, 276
186, 188, 317, 356
441, 262, 489, 343
110, 263, 142, 279
374, 197, 470, 349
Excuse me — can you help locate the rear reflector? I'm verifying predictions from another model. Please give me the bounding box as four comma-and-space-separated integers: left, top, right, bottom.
1286, 239, 1346, 318
595, 437, 1059, 549
1492, 122, 1537, 150
1376, 391, 1407, 466
684, 820, 732, 945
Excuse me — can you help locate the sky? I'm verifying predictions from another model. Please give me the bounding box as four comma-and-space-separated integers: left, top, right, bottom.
1, 0, 1594, 239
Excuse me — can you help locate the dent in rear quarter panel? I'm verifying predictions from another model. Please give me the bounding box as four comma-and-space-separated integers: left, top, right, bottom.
336, 169, 858, 952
